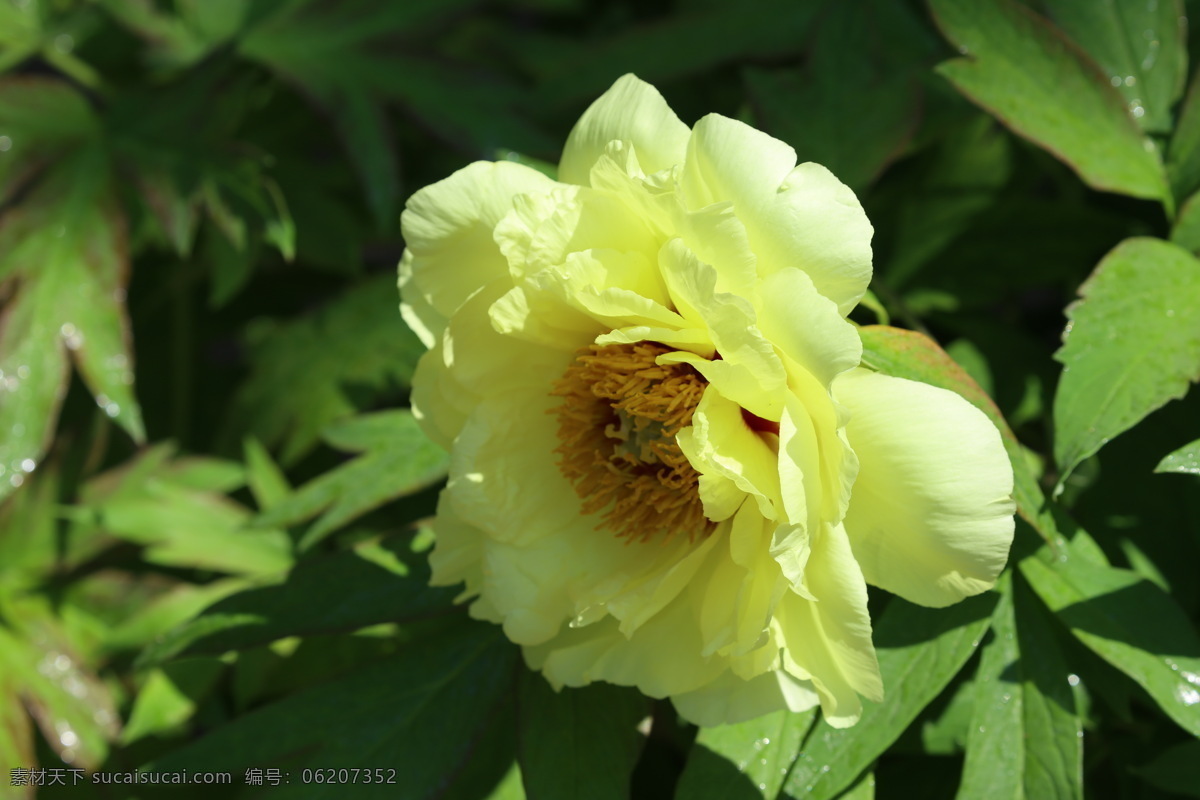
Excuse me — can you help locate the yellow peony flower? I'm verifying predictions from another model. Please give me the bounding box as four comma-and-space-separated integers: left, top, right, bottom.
399, 74, 1015, 727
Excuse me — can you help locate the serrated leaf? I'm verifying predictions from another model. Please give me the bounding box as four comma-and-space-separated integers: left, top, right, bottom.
1155, 438, 1200, 475
516, 674, 649, 800
1041, 0, 1186, 135
0, 604, 121, 770
80, 444, 291, 577
1020, 553, 1200, 737
147, 621, 519, 798
139, 533, 456, 665
0, 148, 144, 506
230, 274, 426, 463
1052, 237, 1200, 485
254, 409, 448, 549
957, 573, 1082, 800
779, 593, 997, 800
929, 0, 1167, 202
676, 707, 817, 800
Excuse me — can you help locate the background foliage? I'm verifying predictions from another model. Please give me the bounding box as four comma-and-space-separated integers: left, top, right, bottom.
1, 0, 1199, 797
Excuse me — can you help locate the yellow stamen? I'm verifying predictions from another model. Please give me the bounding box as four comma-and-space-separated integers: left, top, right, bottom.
550, 342, 713, 543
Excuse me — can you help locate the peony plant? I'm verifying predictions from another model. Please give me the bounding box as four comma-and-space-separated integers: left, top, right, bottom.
399, 74, 1015, 727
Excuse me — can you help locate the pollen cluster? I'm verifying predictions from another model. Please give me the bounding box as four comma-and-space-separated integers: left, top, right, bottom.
551, 341, 713, 543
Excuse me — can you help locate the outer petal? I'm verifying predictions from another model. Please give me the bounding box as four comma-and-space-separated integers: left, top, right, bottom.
672, 669, 819, 727
401, 160, 556, 330
679, 114, 872, 315
559, 74, 691, 187
836, 369, 1016, 608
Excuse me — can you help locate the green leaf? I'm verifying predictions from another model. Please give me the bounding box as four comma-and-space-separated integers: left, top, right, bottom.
780, 593, 997, 800
1155, 437, 1200, 475
121, 658, 224, 744
80, 444, 292, 577
0, 148, 144, 506
928, 0, 1167, 203
1052, 237, 1200, 485
517, 674, 650, 800
0, 604, 121, 770
254, 410, 449, 549
744, 0, 928, 192
1133, 739, 1200, 798
148, 621, 519, 798
1020, 553, 1200, 737
958, 573, 1082, 800
1041, 0, 1187, 135
0, 643, 35, 800
1167, 64, 1200, 201
675, 707, 817, 800
0, 77, 96, 202
139, 534, 456, 665
230, 274, 426, 463
243, 437, 291, 510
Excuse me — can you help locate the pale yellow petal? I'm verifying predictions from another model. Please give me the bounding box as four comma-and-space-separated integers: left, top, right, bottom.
559, 74, 690, 187
836, 369, 1016, 607
672, 670, 819, 727
757, 267, 862, 387
401, 160, 556, 322
679, 114, 872, 314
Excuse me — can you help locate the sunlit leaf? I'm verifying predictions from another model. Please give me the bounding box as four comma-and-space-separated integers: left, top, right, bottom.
256, 410, 448, 549
1052, 237, 1200, 486
0, 148, 144, 506
1041, 0, 1186, 135
958, 572, 1082, 800
779, 593, 997, 800
79, 444, 291, 577
929, 0, 1167, 203
676, 707, 817, 800
1020, 553, 1200, 737
1155, 438, 1200, 476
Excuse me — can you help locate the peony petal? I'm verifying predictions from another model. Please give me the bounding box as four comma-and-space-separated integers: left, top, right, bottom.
757, 267, 862, 387
402, 161, 556, 326
777, 521, 883, 727
836, 369, 1016, 608
559, 74, 691, 187
679, 115, 872, 315
672, 669, 819, 727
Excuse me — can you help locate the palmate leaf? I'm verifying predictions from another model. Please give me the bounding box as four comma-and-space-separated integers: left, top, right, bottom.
0, 77, 96, 202
0, 146, 144, 505
1052, 237, 1200, 486
928, 0, 1168, 204
229, 274, 426, 463
78, 444, 292, 577
254, 410, 449, 550
958, 572, 1082, 800
148, 621, 519, 798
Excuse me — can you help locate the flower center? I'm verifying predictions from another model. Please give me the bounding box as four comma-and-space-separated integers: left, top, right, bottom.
550, 341, 713, 543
